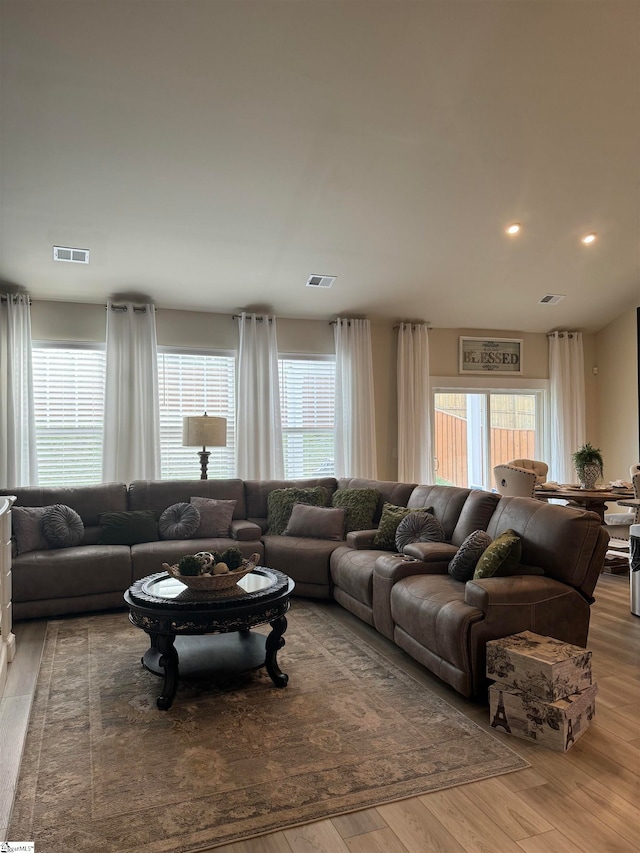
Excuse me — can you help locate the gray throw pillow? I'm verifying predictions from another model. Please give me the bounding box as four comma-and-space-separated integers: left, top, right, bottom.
158, 502, 201, 540
42, 504, 84, 548
395, 511, 444, 551
190, 497, 236, 537
11, 506, 49, 554
267, 487, 328, 536
283, 503, 346, 540
331, 488, 379, 533
448, 530, 492, 582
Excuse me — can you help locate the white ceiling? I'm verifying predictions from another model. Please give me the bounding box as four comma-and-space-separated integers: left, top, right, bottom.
1, 0, 639, 333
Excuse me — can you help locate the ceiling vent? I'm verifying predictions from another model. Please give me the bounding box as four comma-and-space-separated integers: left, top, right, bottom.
306, 274, 335, 288
539, 293, 565, 305
53, 246, 90, 264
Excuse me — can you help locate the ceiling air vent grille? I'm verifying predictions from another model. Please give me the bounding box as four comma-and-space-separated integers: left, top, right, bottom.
53, 246, 90, 264
539, 293, 565, 305
306, 275, 335, 288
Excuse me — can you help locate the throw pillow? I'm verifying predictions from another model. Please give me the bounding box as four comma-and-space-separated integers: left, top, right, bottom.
448, 530, 492, 582
190, 497, 237, 538
158, 502, 201, 540
267, 487, 328, 536
283, 503, 346, 540
11, 506, 49, 555
473, 529, 522, 579
373, 503, 425, 551
395, 510, 444, 551
42, 504, 84, 549
331, 488, 379, 533
97, 511, 159, 546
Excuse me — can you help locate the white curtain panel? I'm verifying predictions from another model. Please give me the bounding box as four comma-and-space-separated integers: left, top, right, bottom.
0, 294, 38, 486
235, 312, 284, 480
334, 318, 378, 478
397, 323, 433, 484
548, 331, 586, 483
102, 300, 160, 483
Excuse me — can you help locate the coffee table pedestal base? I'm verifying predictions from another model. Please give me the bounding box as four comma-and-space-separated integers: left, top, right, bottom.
142, 618, 289, 710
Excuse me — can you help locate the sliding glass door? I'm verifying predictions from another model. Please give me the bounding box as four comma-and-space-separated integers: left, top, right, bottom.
434, 390, 544, 490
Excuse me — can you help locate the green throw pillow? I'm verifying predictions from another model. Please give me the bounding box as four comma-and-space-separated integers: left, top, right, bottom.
473, 529, 522, 579
373, 503, 423, 551
266, 487, 328, 536
331, 488, 379, 533
98, 510, 159, 546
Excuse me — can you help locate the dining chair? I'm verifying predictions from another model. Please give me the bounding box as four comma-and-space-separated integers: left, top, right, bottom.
493, 464, 537, 498
507, 458, 548, 485
604, 467, 640, 539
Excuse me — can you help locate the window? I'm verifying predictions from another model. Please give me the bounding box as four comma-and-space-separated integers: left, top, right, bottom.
32, 343, 106, 486
157, 349, 236, 479
434, 390, 545, 490
278, 356, 335, 478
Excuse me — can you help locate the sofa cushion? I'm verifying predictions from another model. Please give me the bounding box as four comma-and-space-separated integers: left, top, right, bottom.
42, 504, 84, 548
158, 502, 201, 540
98, 510, 159, 545
395, 510, 443, 550
331, 488, 379, 532
284, 504, 346, 540
473, 529, 522, 579
11, 506, 49, 554
190, 497, 236, 537
448, 530, 492, 582
330, 547, 378, 608
267, 487, 328, 535
373, 504, 426, 551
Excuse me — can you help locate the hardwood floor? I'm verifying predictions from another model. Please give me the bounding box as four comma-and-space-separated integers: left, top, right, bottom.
1, 573, 638, 851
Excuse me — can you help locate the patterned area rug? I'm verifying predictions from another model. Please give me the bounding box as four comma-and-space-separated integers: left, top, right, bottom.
10, 602, 528, 851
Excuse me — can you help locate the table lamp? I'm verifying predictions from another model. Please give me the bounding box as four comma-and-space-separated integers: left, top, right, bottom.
182, 413, 227, 479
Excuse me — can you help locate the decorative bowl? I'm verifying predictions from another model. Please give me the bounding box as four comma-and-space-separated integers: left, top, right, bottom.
163, 554, 260, 592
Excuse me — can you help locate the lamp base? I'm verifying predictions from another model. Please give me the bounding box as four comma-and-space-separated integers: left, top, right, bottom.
198, 449, 210, 480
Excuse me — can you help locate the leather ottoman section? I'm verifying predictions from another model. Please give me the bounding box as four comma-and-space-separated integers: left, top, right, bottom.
333, 587, 374, 626
13, 545, 132, 602
393, 628, 473, 696
131, 538, 265, 582
14, 592, 126, 621
390, 574, 484, 675
330, 547, 379, 608
262, 535, 343, 592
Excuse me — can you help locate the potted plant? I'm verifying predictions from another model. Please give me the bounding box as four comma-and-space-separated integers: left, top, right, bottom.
572, 443, 604, 490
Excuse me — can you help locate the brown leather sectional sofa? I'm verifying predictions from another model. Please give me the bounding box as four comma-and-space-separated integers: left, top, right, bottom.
3, 476, 608, 698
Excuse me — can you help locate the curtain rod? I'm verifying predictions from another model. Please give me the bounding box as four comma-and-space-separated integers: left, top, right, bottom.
394, 322, 432, 330
106, 303, 155, 313
547, 331, 578, 338
232, 314, 273, 322
1, 295, 32, 304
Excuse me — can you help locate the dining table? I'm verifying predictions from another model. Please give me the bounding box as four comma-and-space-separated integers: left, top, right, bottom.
533, 485, 634, 523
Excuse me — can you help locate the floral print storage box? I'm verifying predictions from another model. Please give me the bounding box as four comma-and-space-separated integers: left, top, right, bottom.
486, 631, 592, 702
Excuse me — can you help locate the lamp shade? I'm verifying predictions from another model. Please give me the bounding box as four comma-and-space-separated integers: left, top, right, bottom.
182, 415, 227, 448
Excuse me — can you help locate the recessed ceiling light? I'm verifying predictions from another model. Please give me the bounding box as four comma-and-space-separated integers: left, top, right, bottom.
581, 232, 597, 245
505, 223, 521, 236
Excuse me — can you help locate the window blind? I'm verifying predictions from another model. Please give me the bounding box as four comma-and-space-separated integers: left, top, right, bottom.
278, 357, 335, 478
32, 345, 106, 486
157, 350, 236, 480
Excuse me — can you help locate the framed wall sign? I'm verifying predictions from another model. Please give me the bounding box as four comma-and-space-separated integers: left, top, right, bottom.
459, 337, 523, 374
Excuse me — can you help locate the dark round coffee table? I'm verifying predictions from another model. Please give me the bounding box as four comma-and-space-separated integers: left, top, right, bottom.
124, 567, 295, 710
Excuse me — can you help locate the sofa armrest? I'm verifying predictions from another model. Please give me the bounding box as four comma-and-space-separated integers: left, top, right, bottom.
230, 519, 263, 542
465, 575, 573, 614
465, 575, 594, 696
346, 529, 377, 549
373, 555, 448, 640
